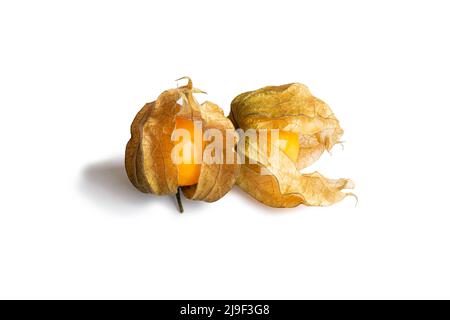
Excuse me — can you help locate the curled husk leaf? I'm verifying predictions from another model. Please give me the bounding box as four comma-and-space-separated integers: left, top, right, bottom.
125, 78, 239, 202
230, 83, 354, 208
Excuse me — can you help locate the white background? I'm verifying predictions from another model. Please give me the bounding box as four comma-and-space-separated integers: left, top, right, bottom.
1, 1, 449, 299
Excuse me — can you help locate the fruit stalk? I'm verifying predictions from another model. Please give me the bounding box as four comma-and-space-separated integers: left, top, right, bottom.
176, 187, 184, 213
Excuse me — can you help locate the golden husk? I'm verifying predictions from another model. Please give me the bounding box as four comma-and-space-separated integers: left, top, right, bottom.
230, 83, 355, 208
125, 79, 239, 202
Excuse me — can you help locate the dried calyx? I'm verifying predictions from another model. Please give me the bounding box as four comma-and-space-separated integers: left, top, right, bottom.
125, 78, 239, 212
230, 83, 355, 208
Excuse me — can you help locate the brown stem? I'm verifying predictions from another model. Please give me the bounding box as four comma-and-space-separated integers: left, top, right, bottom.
176, 187, 184, 213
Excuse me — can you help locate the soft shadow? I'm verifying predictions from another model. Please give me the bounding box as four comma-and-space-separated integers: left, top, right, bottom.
79, 156, 175, 213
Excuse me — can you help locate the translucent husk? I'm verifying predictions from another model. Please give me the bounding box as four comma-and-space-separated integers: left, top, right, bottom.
230, 83, 355, 208
125, 78, 239, 202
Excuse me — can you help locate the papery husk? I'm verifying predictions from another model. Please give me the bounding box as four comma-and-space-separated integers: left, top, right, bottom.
237, 143, 355, 207
125, 78, 239, 202
182, 101, 239, 201
230, 83, 354, 208
231, 83, 344, 169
